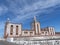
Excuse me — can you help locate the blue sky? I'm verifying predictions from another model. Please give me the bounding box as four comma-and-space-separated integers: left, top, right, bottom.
0, 0, 60, 37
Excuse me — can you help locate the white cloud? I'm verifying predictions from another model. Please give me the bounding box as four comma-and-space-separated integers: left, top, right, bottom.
0, 0, 60, 37
0, 5, 8, 16
6, 0, 60, 22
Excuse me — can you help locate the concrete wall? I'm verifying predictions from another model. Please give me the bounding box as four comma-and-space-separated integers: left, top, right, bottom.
6, 36, 60, 45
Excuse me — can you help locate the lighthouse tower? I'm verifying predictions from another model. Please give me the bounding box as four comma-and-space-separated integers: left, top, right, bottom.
32, 16, 41, 35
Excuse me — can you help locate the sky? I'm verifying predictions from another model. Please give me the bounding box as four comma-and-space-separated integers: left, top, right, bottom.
0, 0, 60, 37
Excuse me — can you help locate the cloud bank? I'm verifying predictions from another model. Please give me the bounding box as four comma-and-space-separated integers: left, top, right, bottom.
5, 0, 60, 22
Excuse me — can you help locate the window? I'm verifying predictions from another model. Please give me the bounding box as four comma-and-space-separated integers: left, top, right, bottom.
10, 25, 13, 35
16, 26, 18, 27
45, 32, 48, 35
45, 32, 47, 34
11, 25, 13, 31
37, 24, 39, 30
16, 33, 18, 35
11, 25, 13, 27
24, 32, 28, 34
10, 33, 13, 35
30, 32, 33, 34
37, 24, 39, 34
16, 26, 18, 35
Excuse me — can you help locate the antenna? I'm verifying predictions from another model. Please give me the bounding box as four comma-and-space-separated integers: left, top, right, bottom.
34, 16, 37, 22
7, 18, 10, 21
7, 18, 10, 23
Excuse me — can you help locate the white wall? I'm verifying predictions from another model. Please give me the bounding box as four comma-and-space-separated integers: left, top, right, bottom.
6, 23, 22, 37
21, 31, 35, 36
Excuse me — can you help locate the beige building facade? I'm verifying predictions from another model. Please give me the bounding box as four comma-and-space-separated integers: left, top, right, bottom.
4, 16, 58, 39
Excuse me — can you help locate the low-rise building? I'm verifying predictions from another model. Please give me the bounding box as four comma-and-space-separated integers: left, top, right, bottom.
4, 16, 60, 45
